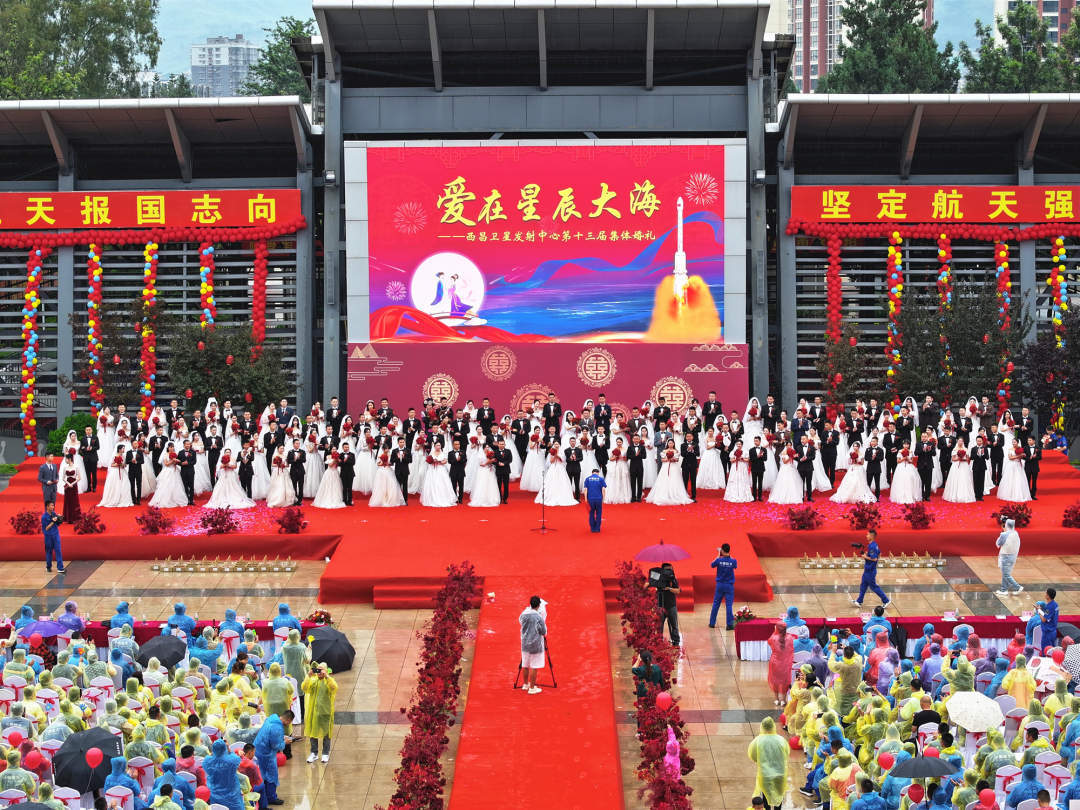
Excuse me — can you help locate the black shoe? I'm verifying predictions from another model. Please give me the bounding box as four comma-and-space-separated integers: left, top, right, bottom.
269, 800, 285, 806
45, 568, 51, 573
726, 625, 735, 630
708, 624, 716, 629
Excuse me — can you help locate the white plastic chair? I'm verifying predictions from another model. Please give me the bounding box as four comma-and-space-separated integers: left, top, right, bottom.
966, 802, 979, 810
1005, 707, 1028, 746
917, 722, 938, 752
976, 672, 993, 691
35, 687, 60, 718
995, 764, 1022, 803
1016, 799, 1038, 810
0, 687, 15, 715
127, 755, 155, 793
1045, 763, 1072, 801
186, 677, 207, 700
53, 677, 74, 692
4, 675, 27, 702
1034, 749, 1062, 783
172, 686, 194, 713
52, 786, 81, 810
229, 742, 245, 755
203, 725, 221, 743
221, 629, 240, 660
211, 804, 230, 810
90, 676, 115, 698
177, 770, 197, 790
0, 788, 27, 806
56, 630, 72, 651
39, 738, 63, 759
104, 785, 134, 810
995, 694, 1017, 714
273, 626, 289, 655
107, 627, 122, 642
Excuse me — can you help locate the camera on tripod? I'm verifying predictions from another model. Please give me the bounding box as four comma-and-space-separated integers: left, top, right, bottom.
648, 566, 676, 590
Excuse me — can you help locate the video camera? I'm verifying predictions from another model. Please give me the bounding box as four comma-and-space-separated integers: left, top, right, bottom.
647, 566, 676, 590
850, 542, 865, 551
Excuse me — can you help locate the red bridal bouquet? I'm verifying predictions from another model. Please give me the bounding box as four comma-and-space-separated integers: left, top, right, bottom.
311, 406, 319, 417
342, 422, 354, 435
485, 448, 495, 460
665, 449, 675, 461
956, 448, 967, 460
208, 409, 217, 422
749, 405, 759, 418
469, 435, 479, 446
901, 448, 910, 460
850, 449, 859, 463
168, 451, 177, 461
1007, 418, 1016, 429
152, 416, 160, 426
307, 432, 318, 444
580, 435, 591, 449
66, 449, 76, 459
274, 456, 286, 469
112, 454, 123, 468
858, 404, 865, 416
285, 426, 294, 437
329, 450, 340, 465
611, 448, 621, 461
786, 447, 797, 461
969, 403, 977, 414
415, 435, 426, 449
365, 435, 375, 449
548, 447, 559, 460
99, 415, 108, 427
368, 405, 377, 416
734, 448, 744, 460
379, 452, 390, 466
231, 419, 240, 433
425, 454, 436, 465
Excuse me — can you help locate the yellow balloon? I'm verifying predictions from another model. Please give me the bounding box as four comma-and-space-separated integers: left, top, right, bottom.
29, 419, 36, 427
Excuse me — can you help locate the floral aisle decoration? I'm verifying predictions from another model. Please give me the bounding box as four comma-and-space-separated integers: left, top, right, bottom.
274, 506, 307, 534
135, 507, 174, 535
139, 241, 159, 419
198, 242, 217, 329
304, 609, 333, 626
1063, 502, 1080, 529
824, 235, 844, 418
994, 242, 1013, 416
73, 509, 106, 535
86, 243, 104, 416
885, 232, 904, 409
787, 504, 825, 531
20, 247, 49, 454
199, 507, 239, 535
615, 561, 695, 810
734, 606, 756, 624
901, 502, 935, 530
990, 503, 1032, 528
1048, 237, 1069, 437
936, 234, 954, 402
8, 509, 39, 535
847, 502, 882, 531
377, 561, 479, 810
251, 239, 269, 358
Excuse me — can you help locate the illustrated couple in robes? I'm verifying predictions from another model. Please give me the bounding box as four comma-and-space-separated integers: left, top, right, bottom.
430, 272, 476, 320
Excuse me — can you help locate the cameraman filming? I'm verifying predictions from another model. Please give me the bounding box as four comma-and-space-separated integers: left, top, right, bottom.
41, 501, 64, 574
851, 529, 889, 608
650, 563, 681, 647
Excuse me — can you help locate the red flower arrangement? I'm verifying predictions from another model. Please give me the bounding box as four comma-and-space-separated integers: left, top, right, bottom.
469, 435, 479, 446
168, 451, 177, 461
415, 435, 426, 449
847, 502, 882, 531
425, 454, 436, 465
548, 446, 559, 459
200, 507, 239, 535
112, 454, 124, 468
379, 452, 390, 466
99, 415, 108, 428
366, 435, 375, 449
8, 509, 39, 535
665, 449, 675, 461
901, 448, 910, 460
1063, 502, 1080, 529
580, 435, 591, 449
749, 405, 759, 418
734, 448, 743, 460
786, 447, 797, 461
611, 448, 621, 461
485, 448, 494, 460
74, 509, 106, 535
901, 502, 935, 530
135, 507, 174, 535
956, 448, 967, 460
991, 503, 1032, 528
849, 450, 860, 463
376, 562, 479, 810
275, 506, 308, 534
787, 505, 824, 531
305, 608, 332, 625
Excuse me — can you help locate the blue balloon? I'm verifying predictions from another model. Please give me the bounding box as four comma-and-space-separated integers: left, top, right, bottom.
35, 250, 41, 256
150, 374, 155, 380
207, 246, 214, 254
93, 369, 99, 375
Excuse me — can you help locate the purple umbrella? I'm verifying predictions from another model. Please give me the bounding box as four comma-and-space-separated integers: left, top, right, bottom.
17, 620, 67, 639
634, 540, 691, 562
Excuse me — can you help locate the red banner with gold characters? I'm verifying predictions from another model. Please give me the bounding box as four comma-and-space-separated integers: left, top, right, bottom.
791, 185, 1080, 224
0, 190, 300, 230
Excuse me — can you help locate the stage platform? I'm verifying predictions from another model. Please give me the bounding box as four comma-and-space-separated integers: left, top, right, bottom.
2, 455, 1077, 609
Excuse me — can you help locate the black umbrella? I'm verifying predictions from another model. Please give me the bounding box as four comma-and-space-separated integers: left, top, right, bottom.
53, 727, 124, 792
136, 633, 188, 668
888, 756, 960, 779
1057, 622, 1080, 642
308, 625, 355, 673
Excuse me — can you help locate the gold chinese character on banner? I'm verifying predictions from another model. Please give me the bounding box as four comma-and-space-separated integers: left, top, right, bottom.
477, 189, 508, 224
931, 189, 964, 220
136, 195, 166, 225
551, 188, 582, 222
80, 195, 111, 226
436, 176, 477, 226
191, 193, 222, 224
1045, 189, 1073, 220
875, 188, 907, 220
820, 189, 851, 220
517, 184, 541, 222
589, 183, 622, 219
25, 196, 56, 226
988, 190, 1018, 220
248, 192, 277, 224
629, 180, 661, 217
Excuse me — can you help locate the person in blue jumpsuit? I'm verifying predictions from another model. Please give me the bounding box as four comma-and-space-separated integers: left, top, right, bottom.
852, 529, 890, 608
708, 544, 737, 630
254, 710, 294, 806
204, 739, 245, 810
583, 469, 606, 532
1037, 588, 1059, 650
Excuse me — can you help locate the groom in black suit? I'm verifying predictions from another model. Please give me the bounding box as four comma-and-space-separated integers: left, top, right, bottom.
679, 438, 699, 501
286, 439, 306, 505
972, 436, 989, 502
392, 437, 411, 504
864, 439, 884, 501
564, 437, 584, 500
627, 435, 646, 502
494, 438, 513, 504
748, 436, 767, 501
796, 437, 816, 502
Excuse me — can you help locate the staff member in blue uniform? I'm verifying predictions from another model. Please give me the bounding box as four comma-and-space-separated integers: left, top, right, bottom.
709, 543, 738, 630
583, 468, 607, 533
852, 529, 890, 608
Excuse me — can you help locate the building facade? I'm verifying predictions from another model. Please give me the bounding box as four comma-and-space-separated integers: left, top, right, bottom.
190, 35, 261, 97
994, 0, 1076, 42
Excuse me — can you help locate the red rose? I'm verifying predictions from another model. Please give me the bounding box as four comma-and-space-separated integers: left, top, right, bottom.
901, 449, 910, 458
850, 450, 859, 462
858, 405, 865, 415
611, 448, 621, 460
366, 436, 375, 448
786, 448, 796, 460
548, 447, 558, 458
665, 449, 675, 461
168, 451, 177, 461
969, 404, 977, 414
331, 451, 340, 463
311, 406, 318, 416
485, 448, 495, 460
152, 417, 160, 425
580, 436, 590, 448
425, 454, 435, 465
749, 406, 759, 418
734, 449, 743, 460
469, 436, 479, 446
957, 449, 967, 460
99, 416, 107, 427
379, 452, 389, 465
416, 435, 426, 447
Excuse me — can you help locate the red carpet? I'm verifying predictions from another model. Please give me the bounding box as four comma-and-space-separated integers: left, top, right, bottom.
448, 576, 623, 810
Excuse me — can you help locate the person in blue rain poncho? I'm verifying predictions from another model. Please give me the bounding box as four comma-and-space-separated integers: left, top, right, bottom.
1006, 764, 1046, 808
254, 710, 294, 806
785, 607, 814, 653
204, 739, 244, 810
920, 644, 944, 693
219, 609, 244, 637
110, 600, 135, 628
166, 602, 197, 640
189, 627, 224, 673
13, 605, 34, 631
913, 623, 935, 661
879, 749, 913, 810
851, 778, 887, 810
271, 603, 301, 633
984, 656, 1009, 698
1058, 764, 1080, 810
104, 756, 149, 810
949, 624, 971, 654
154, 759, 195, 810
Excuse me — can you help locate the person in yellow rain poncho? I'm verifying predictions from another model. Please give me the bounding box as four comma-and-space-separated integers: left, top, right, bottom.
261, 663, 294, 720
826, 749, 864, 810
980, 730, 1018, 782
1019, 725, 1052, 766
830, 646, 865, 718
301, 662, 338, 763
208, 677, 241, 722
0, 750, 36, 799
125, 676, 153, 711
942, 651, 975, 698
126, 725, 165, 765
748, 716, 790, 810
1002, 654, 1036, 707
857, 710, 890, 768
785, 666, 816, 728
1043, 679, 1070, 719
801, 695, 831, 763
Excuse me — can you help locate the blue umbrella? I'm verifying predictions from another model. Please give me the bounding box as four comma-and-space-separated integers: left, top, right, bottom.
17, 620, 67, 638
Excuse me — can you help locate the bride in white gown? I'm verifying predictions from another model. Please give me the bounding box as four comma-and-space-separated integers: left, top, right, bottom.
311, 449, 346, 509
266, 447, 293, 508
98, 444, 133, 508
149, 443, 189, 508
769, 445, 805, 504
724, 442, 754, 503
205, 450, 255, 509
369, 450, 406, 507
604, 438, 632, 504
996, 439, 1031, 502
469, 449, 502, 507
640, 427, 658, 489
830, 442, 876, 504
535, 444, 578, 506
742, 397, 764, 445
942, 441, 976, 504
696, 429, 726, 490
303, 436, 324, 499
421, 444, 458, 507
646, 440, 693, 506
519, 432, 546, 492
889, 445, 922, 504
191, 434, 213, 495
251, 444, 271, 500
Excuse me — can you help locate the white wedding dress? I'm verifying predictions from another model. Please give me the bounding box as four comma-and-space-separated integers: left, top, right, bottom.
830, 460, 876, 504
98, 458, 133, 508
604, 455, 632, 504
312, 461, 346, 509
192, 443, 213, 495
420, 452, 458, 507
369, 464, 406, 507
469, 461, 502, 508
761, 442, 778, 491
769, 458, 805, 504
149, 455, 188, 508
354, 447, 376, 494
724, 456, 754, 503
942, 454, 976, 503
408, 437, 428, 495
205, 462, 255, 509
534, 455, 578, 506
646, 456, 693, 506
889, 459, 922, 504
303, 441, 324, 499
140, 456, 157, 496
266, 458, 292, 508
696, 441, 726, 490
642, 442, 658, 489
996, 452, 1031, 502
250, 450, 271, 500
519, 443, 545, 492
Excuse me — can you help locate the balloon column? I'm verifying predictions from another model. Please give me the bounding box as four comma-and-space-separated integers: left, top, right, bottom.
994, 242, 1012, 416
1048, 236, 1069, 436
885, 232, 904, 408
86, 243, 104, 416
20, 247, 49, 455
199, 242, 216, 329
824, 235, 844, 418
251, 239, 269, 358
936, 233, 954, 401
139, 241, 159, 419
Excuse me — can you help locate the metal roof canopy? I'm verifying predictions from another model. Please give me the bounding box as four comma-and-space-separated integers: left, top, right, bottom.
313, 0, 771, 87
778, 93, 1080, 175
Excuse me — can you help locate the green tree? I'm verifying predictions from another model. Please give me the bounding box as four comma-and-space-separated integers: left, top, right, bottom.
241, 16, 314, 101
1058, 8, 1080, 90
959, 2, 1064, 92
0, 0, 160, 99
1016, 309, 1080, 434
816, 0, 959, 93
815, 326, 875, 413
147, 72, 195, 98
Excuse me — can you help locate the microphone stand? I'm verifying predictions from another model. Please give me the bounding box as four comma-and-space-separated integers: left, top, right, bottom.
531, 446, 557, 534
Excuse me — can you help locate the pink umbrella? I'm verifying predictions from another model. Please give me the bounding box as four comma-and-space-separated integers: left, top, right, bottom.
634, 539, 691, 562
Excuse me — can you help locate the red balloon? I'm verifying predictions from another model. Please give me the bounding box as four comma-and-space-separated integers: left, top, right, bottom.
196, 786, 211, 800
7, 730, 22, 747
85, 747, 103, 768
655, 691, 673, 711
979, 789, 997, 808
908, 784, 925, 803
28, 632, 42, 647
788, 735, 802, 750
1052, 648, 1065, 664
878, 751, 895, 770
23, 750, 41, 769
924, 746, 939, 758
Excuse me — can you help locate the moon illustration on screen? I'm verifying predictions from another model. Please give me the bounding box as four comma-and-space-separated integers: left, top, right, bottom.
410, 251, 487, 325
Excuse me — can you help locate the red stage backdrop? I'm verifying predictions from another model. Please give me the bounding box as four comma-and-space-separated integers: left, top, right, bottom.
347, 341, 748, 418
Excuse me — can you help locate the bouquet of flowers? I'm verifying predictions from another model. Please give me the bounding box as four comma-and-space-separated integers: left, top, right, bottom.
580, 435, 591, 449
135, 506, 174, 535
112, 453, 124, 468
168, 450, 177, 461
858, 404, 866, 416
329, 451, 340, 466
152, 416, 160, 426
311, 406, 320, 417
368, 404, 377, 417
275, 506, 308, 534
991, 503, 1032, 528
379, 452, 390, 466
66, 448, 76, 459
426, 454, 436, 465
305, 608, 332, 625
956, 448, 967, 460
231, 419, 240, 433
901, 502, 935, 530
273, 456, 285, 469
900, 448, 910, 460
99, 415, 108, 427
485, 447, 495, 460
969, 403, 978, 414
1007, 418, 1016, 429
548, 446, 559, 460
749, 405, 759, 418
734, 448, 744, 461
469, 435, 479, 446
787, 504, 824, 530
341, 422, 354, 435
847, 502, 882, 531
307, 432, 318, 444
74, 509, 107, 535
207, 409, 217, 422
786, 447, 797, 461
1063, 501, 1080, 529
611, 448, 621, 461
849, 449, 859, 463
734, 606, 756, 624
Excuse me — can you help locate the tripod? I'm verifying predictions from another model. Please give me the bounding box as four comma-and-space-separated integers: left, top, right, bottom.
531, 453, 558, 534
512, 640, 557, 689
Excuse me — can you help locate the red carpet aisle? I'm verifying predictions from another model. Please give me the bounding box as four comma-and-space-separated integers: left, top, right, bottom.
448, 576, 623, 810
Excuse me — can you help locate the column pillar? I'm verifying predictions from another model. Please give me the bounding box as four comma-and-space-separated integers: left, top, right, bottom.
55, 169, 75, 424
746, 73, 768, 398
777, 163, 797, 411
323, 79, 343, 400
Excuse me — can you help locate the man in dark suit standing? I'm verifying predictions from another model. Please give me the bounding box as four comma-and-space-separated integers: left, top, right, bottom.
401, 408, 423, 450
286, 439, 306, 505
919, 396, 938, 432
653, 423, 673, 469
263, 420, 281, 472
451, 410, 470, 449
80, 427, 100, 492
748, 436, 767, 501
476, 398, 497, 437
680, 437, 699, 501
865, 399, 882, 433
275, 397, 294, 428
594, 393, 612, 435
205, 425, 224, 485
864, 437, 884, 500
937, 427, 957, 483
896, 407, 915, 445
915, 434, 936, 501
988, 425, 1005, 485
791, 410, 810, 448
391, 437, 410, 504
882, 424, 901, 484
702, 390, 723, 431
338, 442, 355, 505
178, 440, 197, 506
125, 444, 144, 505
376, 398, 394, 428
326, 396, 345, 436
959, 412, 974, 447
627, 435, 646, 502
494, 438, 512, 504
762, 395, 779, 433
1024, 436, 1042, 499
1018, 408, 1035, 447
820, 421, 840, 486
542, 393, 562, 435
166, 399, 183, 428
627, 407, 647, 436
511, 410, 531, 462
37, 454, 59, 505
972, 436, 989, 501
808, 397, 826, 436
564, 437, 584, 500
593, 426, 610, 477
651, 398, 672, 432
238, 443, 256, 499
796, 437, 816, 502
147, 426, 167, 476
448, 440, 466, 504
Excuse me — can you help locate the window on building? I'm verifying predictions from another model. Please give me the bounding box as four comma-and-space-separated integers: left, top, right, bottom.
1044, 0, 1059, 9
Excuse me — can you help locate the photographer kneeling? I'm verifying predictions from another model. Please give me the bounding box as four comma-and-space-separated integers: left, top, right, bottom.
41, 501, 64, 574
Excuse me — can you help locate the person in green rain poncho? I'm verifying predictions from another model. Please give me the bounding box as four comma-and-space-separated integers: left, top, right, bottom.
262, 663, 294, 719
127, 725, 165, 764
36, 783, 64, 810
1044, 679, 1070, 718
58, 699, 86, 733
0, 750, 36, 798
280, 628, 310, 685
748, 716, 789, 810
981, 730, 1018, 782
1012, 699, 1048, 752
942, 650, 974, 695
301, 662, 338, 763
